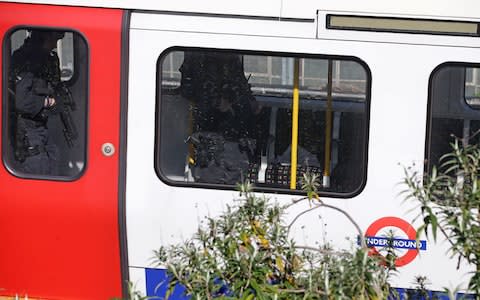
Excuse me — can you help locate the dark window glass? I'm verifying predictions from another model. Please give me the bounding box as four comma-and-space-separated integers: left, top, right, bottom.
3, 28, 88, 179
428, 64, 480, 170
157, 49, 370, 195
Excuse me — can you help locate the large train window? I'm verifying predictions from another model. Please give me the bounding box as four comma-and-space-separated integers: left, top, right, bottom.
427, 64, 480, 171
3, 28, 88, 179
156, 48, 370, 195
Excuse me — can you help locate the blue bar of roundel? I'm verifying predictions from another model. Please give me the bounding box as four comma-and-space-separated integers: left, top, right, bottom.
145, 268, 190, 299
364, 236, 427, 250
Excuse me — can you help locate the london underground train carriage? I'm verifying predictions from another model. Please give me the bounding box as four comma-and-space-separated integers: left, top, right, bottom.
1, 0, 480, 299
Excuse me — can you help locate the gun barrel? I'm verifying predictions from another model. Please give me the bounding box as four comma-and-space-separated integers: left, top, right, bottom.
60, 110, 78, 148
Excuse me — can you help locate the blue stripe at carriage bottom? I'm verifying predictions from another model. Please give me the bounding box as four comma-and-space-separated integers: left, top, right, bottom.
145, 268, 189, 299
145, 268, 476, 300
391, 288, 476, 299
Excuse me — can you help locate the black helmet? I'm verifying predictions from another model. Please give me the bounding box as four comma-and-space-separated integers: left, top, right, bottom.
30, 29, 65, 43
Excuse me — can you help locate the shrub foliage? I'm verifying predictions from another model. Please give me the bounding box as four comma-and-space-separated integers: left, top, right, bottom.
154, 178, 393, 299
403, 140, 480, 295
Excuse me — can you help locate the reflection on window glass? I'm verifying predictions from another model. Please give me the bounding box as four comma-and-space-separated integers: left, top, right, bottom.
4, 28, 88, 179
158, 49, 369, 194
58, 33, 75, 81
428, 65, 480, 171
465, 67, 480, 109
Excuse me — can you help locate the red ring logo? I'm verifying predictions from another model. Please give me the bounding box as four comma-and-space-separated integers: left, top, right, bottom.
365, 216, 422, 267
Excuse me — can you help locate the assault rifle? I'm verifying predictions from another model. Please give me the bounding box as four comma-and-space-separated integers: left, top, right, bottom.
53, 83, 78, 148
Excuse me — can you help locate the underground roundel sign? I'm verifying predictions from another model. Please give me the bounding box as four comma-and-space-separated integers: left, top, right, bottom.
365, 217, 427, 267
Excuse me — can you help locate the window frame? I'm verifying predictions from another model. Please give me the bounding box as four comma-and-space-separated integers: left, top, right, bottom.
154, 46, 372, 198
2, 25, 90, 181
425, 61, 480, 174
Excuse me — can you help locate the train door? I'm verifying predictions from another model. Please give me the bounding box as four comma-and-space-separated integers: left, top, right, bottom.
0, 3, 125, 299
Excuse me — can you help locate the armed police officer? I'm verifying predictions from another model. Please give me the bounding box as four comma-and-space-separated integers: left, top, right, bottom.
9, 30, 65, 175
180, 52, 267, 184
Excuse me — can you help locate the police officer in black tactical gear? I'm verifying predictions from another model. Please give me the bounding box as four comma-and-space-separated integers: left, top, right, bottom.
10, 30, 64, 175
180, 52, 267, 184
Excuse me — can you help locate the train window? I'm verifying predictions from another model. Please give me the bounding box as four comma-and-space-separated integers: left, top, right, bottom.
3, 28, 88, 179
156, 48, 370, 195
427, 64, 480, 170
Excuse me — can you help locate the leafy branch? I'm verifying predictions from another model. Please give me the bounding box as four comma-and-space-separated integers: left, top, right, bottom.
403, 140, 480, 294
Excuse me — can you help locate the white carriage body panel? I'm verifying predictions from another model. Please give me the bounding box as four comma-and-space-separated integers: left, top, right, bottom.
126, 11, 480, 294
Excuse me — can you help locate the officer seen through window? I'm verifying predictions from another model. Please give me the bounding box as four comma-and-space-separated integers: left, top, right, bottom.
9, 30, 75, 175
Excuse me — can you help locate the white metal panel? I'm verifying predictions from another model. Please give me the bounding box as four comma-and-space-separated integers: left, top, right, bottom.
128, 267, 147, 296
130, 12, 316, 39
281, 0, 480, 20
126, 13, 480, 291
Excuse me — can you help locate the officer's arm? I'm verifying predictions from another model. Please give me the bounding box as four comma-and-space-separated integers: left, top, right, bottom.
15, 72, 47, 115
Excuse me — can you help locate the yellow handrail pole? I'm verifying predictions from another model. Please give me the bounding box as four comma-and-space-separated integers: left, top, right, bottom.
290, 58, 300, 190
188, 105, 195, 165
323, 59, 333, 188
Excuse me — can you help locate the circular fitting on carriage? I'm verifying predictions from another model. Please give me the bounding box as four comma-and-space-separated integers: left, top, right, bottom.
102, 143, 115, 156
